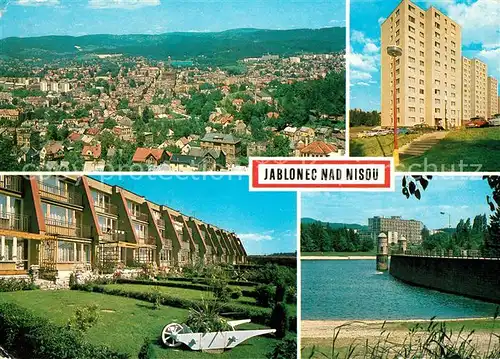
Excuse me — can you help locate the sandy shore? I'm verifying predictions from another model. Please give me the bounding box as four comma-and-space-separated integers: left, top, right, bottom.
302, 317, 495, 338
301, 256, 376, 260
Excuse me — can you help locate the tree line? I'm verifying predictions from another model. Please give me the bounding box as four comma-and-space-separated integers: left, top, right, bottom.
301, 222, 373, 253
349, 109, 381, 127
420, 213, 500, 256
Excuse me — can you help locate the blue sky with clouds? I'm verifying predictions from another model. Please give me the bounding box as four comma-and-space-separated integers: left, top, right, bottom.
0, 0, 346, 38
91, 175, 297, 255
350, 0, 500, 111
302, 176, 494, 229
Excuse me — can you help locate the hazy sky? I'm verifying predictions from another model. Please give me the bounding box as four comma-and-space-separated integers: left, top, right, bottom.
350, 0, 500, 111
0, 0, 346, 38
92, 174, 297, 255
302, 176, 494, 230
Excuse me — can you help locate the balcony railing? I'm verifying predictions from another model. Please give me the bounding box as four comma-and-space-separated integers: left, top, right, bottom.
94, 202, 118, 216
155, 217, 165, 228
100, 228, 126, 243
137, 235, 156, 246
398, 249, 499, 260
0, 176, 22, 193
38, 181, 83, 206
162, 238, 173, 249
130, 211, 149, 222
0, 212, 29, 232
44, 218, 91, 238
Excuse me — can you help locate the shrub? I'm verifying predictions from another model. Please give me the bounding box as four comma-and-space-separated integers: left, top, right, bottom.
255, 284, 275, 307
67, 304, 100, 333
267, 338, 297, 359
0, 278, 38, 292
270, 302, 289, 339
150, 286, 161, 310
275, 283, 286, 303
69, 273, 77, 288
249, 264, 296, 287
137, 263, 157, 280
231, 286, 242, 299
96, 261, 117, 274
0, 302, 128, 359
138, 338, 156, 359
186, 300, 231, 333
182, 261, 205, 279
285, 286, 297, 305
211, 278, 231, 303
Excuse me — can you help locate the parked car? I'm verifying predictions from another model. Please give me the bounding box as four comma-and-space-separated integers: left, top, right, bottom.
489, 118, 500, 126
465, 119, 489, 128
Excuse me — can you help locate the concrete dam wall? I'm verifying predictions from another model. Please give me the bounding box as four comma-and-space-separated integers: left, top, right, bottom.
390, 255, 500, 304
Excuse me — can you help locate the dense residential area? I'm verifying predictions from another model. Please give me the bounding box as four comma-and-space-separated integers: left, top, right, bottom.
0, 44, 346, 171
0, 174, 247, 282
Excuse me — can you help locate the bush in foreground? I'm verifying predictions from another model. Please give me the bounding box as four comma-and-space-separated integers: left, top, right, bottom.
267, 338, 297, 359
138, 338, 157, 359
67, 303, 100, 333
270, 302, 289, 339
0, 278, 38, 292
0, 302, 128, 359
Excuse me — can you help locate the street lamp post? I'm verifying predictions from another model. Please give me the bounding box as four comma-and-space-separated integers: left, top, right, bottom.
440, 211, 451, 229
387, 45, 403, 166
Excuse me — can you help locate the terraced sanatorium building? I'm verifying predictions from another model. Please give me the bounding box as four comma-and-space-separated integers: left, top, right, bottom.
0, 175, 247, 278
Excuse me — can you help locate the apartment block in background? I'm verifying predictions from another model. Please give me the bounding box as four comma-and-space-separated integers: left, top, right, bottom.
381, 0, 462, 128
487, 76, 498, 119
368, 215, 423, 245
461, 57, 472, 122
470, 58, 488, 119
0, 175, 247, 278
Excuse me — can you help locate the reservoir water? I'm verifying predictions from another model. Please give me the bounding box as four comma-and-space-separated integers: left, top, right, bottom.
302, 260, 498, 320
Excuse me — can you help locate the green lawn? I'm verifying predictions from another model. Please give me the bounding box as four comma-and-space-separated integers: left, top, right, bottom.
106, 283, 297, 315
350, 133, 421, 157
301, 251, 376, 257
0, 290, 287, 358
400, 127, 500, 172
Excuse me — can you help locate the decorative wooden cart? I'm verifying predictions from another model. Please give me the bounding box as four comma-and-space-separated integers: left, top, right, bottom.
161, 319, 276, 351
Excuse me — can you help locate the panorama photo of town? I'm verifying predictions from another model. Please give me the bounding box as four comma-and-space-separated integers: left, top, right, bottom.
0, 0, 346, 172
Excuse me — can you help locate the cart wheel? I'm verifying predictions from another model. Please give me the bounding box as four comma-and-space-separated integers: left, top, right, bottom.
162, 323, 184, 348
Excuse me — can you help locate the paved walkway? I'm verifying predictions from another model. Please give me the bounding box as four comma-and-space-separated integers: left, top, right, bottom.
399, 131, 449, 159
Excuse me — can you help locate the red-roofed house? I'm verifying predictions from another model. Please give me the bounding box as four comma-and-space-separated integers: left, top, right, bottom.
81, 143, 102, 160
68, 132, 82, 142
132, 148, 167, 166
0, 109, 20, 121
232, 98, 244, 110
86, 128, 100, 136
300, 141, 339, 157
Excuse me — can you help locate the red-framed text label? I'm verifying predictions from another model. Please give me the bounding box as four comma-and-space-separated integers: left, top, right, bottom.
250, 157, 394, 191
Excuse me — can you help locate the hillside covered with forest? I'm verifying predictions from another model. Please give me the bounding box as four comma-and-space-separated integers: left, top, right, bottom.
0, 27, 346, 65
